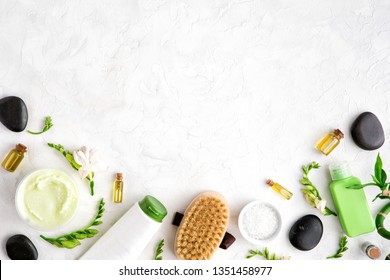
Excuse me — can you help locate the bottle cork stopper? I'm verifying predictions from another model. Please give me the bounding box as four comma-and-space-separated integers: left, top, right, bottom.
367, 246, 381, 259
334, 129, 344, 139
266, 179, 274, 186
16, 144, 27, 153
116, 173, 123, 180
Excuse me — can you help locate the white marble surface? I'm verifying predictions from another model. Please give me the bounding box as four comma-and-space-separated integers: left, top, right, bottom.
0, 0, 390, 260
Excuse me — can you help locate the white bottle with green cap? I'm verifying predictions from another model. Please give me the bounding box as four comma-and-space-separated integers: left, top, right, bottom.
328, 162, 375, 237
80, 195, 167, 260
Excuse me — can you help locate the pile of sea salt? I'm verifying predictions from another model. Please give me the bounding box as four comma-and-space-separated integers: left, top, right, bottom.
242, 203, 280, 240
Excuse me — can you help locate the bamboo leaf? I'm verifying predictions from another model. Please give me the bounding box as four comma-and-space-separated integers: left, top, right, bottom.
375, 154, 383, 182
372, 175, 382, 186
382, 170, 387, 186
347, 184, 365, 189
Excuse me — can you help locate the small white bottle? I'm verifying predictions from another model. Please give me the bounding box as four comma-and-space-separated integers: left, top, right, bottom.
80, 195, 167, 260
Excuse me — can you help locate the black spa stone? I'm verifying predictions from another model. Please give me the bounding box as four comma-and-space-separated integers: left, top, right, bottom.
0, 96, 28, 132
289, 214, 323, 251
6, 234, 38, 260
351, 112, 384, 150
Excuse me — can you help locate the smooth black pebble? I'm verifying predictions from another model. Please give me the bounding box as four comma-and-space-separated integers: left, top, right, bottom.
6, 234, 38, 260
351, 112, 384, 150
289, 214, 323, 251
0, 96, 28, 132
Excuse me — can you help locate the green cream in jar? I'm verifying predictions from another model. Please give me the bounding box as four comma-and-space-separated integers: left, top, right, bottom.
16, 169, 78, 231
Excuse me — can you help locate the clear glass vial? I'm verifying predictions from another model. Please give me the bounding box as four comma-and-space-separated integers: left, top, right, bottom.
2, 144, 27, 172
316, 129, 344, 156
266, 179, 293, 200
113, 173, 124, 203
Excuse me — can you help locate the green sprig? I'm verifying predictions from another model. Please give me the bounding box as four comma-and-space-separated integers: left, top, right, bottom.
153, 239, 164, 260
247, 247, 290, 260
348, 153, 390, 201
27, 116, 53, 135
327, 236, 348, 259
48, 143, 95, 196
40, 199, 105, 249
300, 162, 337, 216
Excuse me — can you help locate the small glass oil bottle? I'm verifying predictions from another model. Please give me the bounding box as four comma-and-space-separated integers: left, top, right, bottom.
113, 173, 124, 203
266, 179, 293, 200
316, 129, 344, 156
2, 144, 27, 172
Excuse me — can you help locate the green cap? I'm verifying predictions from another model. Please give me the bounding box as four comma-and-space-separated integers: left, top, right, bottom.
329, 162, 352, 181
138, 195, 167, 223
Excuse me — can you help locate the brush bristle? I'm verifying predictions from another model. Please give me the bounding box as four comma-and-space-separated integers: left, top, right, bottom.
175, 192, 229, 260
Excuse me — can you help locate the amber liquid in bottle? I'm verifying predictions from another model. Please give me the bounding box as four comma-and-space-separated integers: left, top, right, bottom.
2, 144, 27, 172
316, 129, 344, 156
266, 179, 293, 200
113, 173, 124, 203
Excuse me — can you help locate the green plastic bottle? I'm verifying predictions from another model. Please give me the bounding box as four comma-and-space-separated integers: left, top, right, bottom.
329, 163, 375, 237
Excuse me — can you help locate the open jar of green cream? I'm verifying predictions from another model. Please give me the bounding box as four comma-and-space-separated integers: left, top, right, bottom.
15, 169, 79, 231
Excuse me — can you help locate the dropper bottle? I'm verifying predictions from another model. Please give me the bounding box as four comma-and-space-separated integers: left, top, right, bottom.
266, 179, 293, 200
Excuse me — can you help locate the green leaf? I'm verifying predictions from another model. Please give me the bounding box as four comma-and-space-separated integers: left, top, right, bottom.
40, 198, 105, 249
327, 236, 348, 259
153, 239, 165, 260
373, 193, 384, 202
61, 240, 81, 249
371, 175, 382, 186
324, 207, 338, 216
381, 170, 387, 187
75, 234, 87, 239
300, 178, 311, 185
375, 154, 383, 182
27, 116, 54, 135
300, 162, 336, 216
347, 184, 365, 189
264, 247, 269, 259
246, 247, 289, 260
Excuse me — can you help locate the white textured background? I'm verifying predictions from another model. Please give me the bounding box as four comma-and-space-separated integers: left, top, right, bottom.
0, 0, 390, 260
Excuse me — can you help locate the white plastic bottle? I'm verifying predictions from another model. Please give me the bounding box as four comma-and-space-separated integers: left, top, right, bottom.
80, 195, 167, 260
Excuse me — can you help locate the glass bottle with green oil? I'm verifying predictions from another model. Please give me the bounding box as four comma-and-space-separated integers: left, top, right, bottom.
2, 144, 27, 172
266, 179, 293, 200
316, 129, 344, 156
113, 173, 124, 203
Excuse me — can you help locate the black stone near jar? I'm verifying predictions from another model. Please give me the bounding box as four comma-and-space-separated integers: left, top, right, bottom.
6, 234, 38, 260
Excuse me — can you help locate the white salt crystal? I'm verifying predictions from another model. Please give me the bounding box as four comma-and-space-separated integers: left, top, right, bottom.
242, 203, 280, 240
